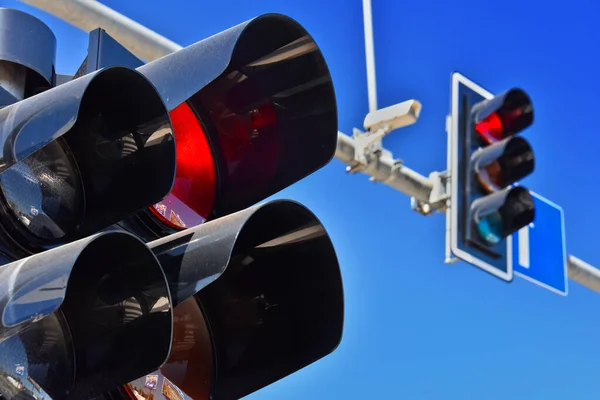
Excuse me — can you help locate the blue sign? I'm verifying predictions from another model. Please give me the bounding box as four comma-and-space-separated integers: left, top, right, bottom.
512, 191, 567, 296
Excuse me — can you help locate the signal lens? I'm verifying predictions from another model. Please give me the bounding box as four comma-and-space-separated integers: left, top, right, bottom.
473, 187, 534, 245
123, 297, 213, 400
200, 77, 280, 213
150, 93, 280, 231
474, 111, 504, 143
0, 139, 84, 240
150, 102, 217, 230
475, 210, 503, 245
160, 297, 214, 399
474, 89, 532, 145
218, 103, 278, 171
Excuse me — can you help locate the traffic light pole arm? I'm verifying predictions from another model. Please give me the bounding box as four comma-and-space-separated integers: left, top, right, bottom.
567, 256, 600, 294
19, 0, 182, 61
336, 131, 439, 206
20, 0, 600, 296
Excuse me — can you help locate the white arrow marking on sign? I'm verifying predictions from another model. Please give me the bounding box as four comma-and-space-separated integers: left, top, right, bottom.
517, 223, 533, 269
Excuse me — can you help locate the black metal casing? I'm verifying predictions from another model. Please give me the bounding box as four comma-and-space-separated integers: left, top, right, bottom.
80, 15, 338, 240
454, 75, 535, 279
0, 9, 346, 400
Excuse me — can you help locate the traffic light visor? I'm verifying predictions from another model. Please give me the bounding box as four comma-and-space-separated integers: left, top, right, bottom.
0, 231, 174, 399
0, 8, 56, 97
148, 200, 344, 400
138, 13, 337, 227
472, 186, 535, 244
473, 88, 533, 144
472, 136, 534, 192
0, 67, 175, 250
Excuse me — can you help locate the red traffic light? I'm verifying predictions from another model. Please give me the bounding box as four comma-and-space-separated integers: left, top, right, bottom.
149, 102, 217, 229
134, 13, 338, 236
472, 88, 533, 144
150, 92, 281, 230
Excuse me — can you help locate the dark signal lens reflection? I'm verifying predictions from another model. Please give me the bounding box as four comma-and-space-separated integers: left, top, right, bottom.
211, 100, 280, 201
477, 160, 503, 193
160, 297, 214, 400
149, 96, 280, 231
150, 102, 217, 230
123, 297, 214, 400
0, 139, 84, 240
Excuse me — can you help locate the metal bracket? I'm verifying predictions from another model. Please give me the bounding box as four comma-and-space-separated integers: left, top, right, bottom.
411, 170, 449, 216
347, 99, 422, 172
351, 126, 388, 167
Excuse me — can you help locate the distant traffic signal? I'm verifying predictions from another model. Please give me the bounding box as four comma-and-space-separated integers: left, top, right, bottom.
0, 8, 344, 400
448, 72, 536, 280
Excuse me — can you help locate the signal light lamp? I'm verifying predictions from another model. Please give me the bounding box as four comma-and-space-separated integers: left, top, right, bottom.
0, 138, 83, 241
149, 94, 280, 230
472, 88, 534, 144
0, 66, 176, 255
471, 136, 534, 193
471, 186, 535, 246
130, 14, 337, 238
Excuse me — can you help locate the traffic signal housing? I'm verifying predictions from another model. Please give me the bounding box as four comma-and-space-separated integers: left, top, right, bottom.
0, 8, 344, 400
0, 230, 174, 400
0, 10, 175, 257
127, 13, 336, 239
144, 200, 344, 400
71, 15, 338, 240
448, 72, 536, 281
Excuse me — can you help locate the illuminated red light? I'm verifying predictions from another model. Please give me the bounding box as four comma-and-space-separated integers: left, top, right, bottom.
150, 100, 280, 231
475, 108, 525, 144
150, 102, 217, 230
475, 111, 503, 144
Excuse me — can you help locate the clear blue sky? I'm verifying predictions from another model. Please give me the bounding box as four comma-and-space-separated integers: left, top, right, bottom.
5, 0, 600, 398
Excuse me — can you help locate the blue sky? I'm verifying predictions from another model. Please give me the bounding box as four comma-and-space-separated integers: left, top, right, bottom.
5, 0, 600, 398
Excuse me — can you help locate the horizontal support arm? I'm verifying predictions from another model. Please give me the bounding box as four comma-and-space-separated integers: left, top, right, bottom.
335, 132, 433, 202
19, 0, 183, 61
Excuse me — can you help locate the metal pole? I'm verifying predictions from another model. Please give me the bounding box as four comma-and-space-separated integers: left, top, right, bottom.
20, 0, 600, 295
18, 0, 182, 61
567, 256, 600, 294
362, 0, 377, 112
336, 133, 433, 202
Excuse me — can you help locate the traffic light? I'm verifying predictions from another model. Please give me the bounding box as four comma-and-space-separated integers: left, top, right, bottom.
0, 8, 344, 400
0, 10, 176, 257
0, 231, 174, 400
120, 200, 344, 400
71, 15, 337, 240
448, 72, 536, 280
124, 13, 337, 239
0, 8, 56, 105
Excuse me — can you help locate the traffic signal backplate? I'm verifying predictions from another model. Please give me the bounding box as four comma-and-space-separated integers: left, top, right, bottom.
448, 72, 514, 281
